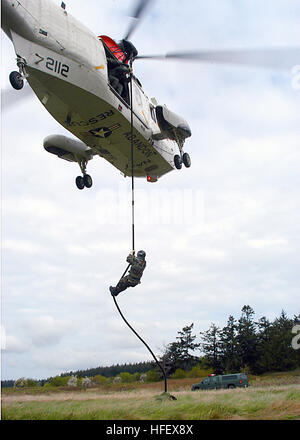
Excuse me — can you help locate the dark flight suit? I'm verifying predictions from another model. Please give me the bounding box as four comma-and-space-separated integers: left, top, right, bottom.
119, 39, 138, 62
108, 59, 130, 99
111, 254, 146, 296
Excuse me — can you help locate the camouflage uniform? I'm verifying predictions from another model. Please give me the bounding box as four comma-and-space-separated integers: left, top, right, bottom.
110, 253, 146, 296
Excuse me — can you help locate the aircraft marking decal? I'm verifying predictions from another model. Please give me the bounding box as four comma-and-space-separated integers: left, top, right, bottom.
69, 111, 115, 127
89, 123, 121, 138
122, 132, 157, 158
45, 57, 69, 78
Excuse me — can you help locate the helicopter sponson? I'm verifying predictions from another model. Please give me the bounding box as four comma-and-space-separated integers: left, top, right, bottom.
154, 105, 192, 144
43, 135, 94, 163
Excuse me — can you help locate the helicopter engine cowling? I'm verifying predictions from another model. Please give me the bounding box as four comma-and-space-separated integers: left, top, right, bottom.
155, 105, 192, 144
43, 135, 94, 163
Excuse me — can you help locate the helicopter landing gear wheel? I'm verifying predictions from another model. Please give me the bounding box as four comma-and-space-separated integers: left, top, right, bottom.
9, 71, 24, 90
174, 154, 182, 170
76, 176, 85, 190
182, 152, 191, 168
75, 175, 93, 190
83, 174, 93, 188
75, 159, 93, 190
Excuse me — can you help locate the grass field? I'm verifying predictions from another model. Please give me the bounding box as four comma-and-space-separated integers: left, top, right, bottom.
2, 370, 300, 420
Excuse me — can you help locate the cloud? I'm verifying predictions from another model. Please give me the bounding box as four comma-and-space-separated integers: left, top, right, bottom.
23, 316, 76, 347
1, 0, 300, 380
3, 239, 44, 255
247, 238, 288, 249
3, 334, 28, 353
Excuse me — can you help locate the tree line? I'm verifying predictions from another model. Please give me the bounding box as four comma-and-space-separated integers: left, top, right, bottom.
1, 362, 155, 388
159, 305, 300, 376
2, 305, 299, 387
60, 361, 154, 380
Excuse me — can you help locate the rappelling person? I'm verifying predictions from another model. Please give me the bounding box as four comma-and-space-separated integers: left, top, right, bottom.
110, 250, 146, 297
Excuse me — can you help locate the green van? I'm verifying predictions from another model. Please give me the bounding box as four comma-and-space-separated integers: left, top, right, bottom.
191, 373, 249, 391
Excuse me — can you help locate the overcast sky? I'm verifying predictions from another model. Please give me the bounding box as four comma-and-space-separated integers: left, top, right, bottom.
1, 0, 300, 381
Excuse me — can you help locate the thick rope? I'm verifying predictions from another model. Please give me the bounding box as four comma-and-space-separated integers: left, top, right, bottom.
112, 294, 167, 392
130, 59, 135, 254
111, 61, 168, 393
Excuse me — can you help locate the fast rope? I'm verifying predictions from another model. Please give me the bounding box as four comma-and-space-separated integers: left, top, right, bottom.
112, 59, 168, 394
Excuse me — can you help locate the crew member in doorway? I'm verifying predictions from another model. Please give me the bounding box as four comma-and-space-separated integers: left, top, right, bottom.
108, 58, 131, 101
110, 250, 146, 297
119, 39, 138, 62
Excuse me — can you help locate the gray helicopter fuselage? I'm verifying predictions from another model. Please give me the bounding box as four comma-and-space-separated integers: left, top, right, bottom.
2, 0, 187, 181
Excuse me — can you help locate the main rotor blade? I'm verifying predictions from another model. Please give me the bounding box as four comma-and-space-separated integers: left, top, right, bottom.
1, 86, 34, 112
136, 47, 300, 70
124, 0, 153, 40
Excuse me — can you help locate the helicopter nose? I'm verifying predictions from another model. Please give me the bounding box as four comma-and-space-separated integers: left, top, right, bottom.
1, 0, 34, 41
1, 0, 14, 39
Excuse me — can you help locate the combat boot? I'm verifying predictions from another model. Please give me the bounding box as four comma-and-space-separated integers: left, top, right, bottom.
109, 286, 119, 296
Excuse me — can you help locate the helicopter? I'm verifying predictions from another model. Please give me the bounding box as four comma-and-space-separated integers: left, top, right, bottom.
2, 0, 299, 190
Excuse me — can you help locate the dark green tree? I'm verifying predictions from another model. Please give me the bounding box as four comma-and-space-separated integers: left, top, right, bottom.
159, 323, 200, 376
176, 323, 201, 370
159, 341, 182, 376
237, 305, 259, 373
255, 316, 273, 373
266, 310, 299, 371
200, 323, 223, 373
219, 315, 241, 373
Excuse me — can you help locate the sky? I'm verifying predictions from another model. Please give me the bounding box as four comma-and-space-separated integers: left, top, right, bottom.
1, 0, 300, 381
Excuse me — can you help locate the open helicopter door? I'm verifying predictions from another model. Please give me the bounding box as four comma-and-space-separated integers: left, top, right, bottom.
99, 35, 127, 63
